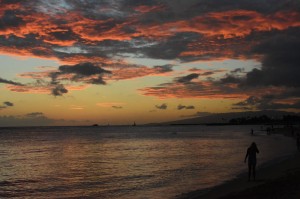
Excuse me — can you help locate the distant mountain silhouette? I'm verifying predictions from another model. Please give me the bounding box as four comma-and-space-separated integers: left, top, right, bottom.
157, 110, 300, 125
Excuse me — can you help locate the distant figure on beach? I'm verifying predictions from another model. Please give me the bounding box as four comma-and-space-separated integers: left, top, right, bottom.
244, 142, 259, 181
251, 128, 254, 135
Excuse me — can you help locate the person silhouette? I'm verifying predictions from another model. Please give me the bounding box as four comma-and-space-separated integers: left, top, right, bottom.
244, 142, 259, 181
297, 133, 300, 151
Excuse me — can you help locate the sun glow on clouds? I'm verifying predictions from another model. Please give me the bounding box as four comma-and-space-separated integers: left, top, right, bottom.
0, 0, 300, 125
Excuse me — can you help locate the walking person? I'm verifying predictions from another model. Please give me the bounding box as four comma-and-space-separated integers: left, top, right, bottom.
244, 142, 259, 181
297, 133, 300, 151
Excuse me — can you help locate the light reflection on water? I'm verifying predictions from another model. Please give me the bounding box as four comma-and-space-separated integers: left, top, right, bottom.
0, 125, 297, 198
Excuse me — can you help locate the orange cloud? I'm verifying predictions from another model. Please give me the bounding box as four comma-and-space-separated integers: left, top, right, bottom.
139, 81, 246, 100
139, 76, 287, 100
6, 83, 89, 94
69, 14, 135, 42
136, 10, 300, 39
110, 66, 173, 80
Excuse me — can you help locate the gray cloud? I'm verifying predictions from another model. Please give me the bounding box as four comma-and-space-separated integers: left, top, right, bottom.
220, 75, 242, 84
201, 72, 215, 76
182, 0, 300, 16
0, 77, 24, 86
112, 106, 123, 109
153, 64, 173, 73
176, 73, 199, 84
51, 62, 111, 85
177, 104, 195, 110
58, 62, 110, 77
242, 29, 300, 88
140, 32, 200, 60
0, 0, 299, 114
233, 95, 300, 110
48, 62, 112, 96
231, 68, 245, 74
233, 96, 260, 107
26, 112, 45, 118
155, 103, 167, 110
0, 101, 14, 110
0, 10, 25, 31
51, 84, 68, 96
0, 0, 298, 65
48, 28, 79, 43
4, 101, 14, 107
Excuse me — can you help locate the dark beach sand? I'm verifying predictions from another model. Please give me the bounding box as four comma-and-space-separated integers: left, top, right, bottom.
178, 152, 300, 199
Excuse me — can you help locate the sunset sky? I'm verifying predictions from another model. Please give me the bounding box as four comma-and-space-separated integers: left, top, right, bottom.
0, 0, 299, 126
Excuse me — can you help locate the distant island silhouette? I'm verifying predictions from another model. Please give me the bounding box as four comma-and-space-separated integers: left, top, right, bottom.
152, 110, 300, 126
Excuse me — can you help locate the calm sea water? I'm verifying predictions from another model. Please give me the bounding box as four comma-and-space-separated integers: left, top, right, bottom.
0, 125, 297, 199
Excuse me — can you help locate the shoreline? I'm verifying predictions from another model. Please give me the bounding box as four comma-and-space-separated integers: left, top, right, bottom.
177, 151, 300, 199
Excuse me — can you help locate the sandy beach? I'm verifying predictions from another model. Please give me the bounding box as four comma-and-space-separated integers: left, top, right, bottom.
178, 144, 300, 199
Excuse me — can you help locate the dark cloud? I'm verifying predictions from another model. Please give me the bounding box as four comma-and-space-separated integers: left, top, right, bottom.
48, 29, 78, 43
201, 71, 214, 76
122, 0, 160, 8
0, 77, 23, 86
220, 75, 242, 84
233, 96, 260, 107
0, 0, 299, 114
4, 101, 14, 107
177, 104, 195, 110
1, 0, 23, 4
211, 28, 300, 110
0, 0, 298, 64
0, 0, 297, 65
140, 32, 200, 60
183, 0, 300, 16
153, 64, 173, 73
52, 62, 111, 85
231, 68, 244, 73
139, 71, 246, 99
68, 0, 132, 20
0, 10, 25, 31
0, 34, 54, 58
47, 62, 112, 96
58, 62, 110, 77
242, 29, 300, 88
51, 84, 68, 96
177, 104, 186, 110
233, 95, 300, 110
258, 101, 300, 110
26, 112, 44, 118
176, 73, 199, 84
0, 101, 14, 110
112, 106, 123, 109
186, 105, 195, 109
155, 103, 167, 110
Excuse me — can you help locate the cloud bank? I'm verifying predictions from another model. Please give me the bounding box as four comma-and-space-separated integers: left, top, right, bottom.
0, 0, 299, 111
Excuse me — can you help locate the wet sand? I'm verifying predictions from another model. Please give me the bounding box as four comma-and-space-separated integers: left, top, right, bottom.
178, 152, 300, 199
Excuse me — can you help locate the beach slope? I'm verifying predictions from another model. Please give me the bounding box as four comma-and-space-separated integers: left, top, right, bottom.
178, 152, 300, 199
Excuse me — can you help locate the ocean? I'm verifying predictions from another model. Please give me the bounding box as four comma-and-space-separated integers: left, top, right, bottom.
0, 125, 297, 199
